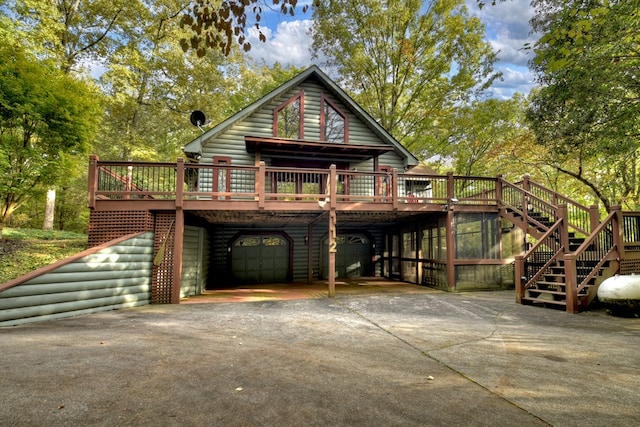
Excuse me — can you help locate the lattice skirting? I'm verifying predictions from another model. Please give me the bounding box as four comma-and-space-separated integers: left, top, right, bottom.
88, 211, 154, 247
151, 213, 176, 304
620, 258, 640, 275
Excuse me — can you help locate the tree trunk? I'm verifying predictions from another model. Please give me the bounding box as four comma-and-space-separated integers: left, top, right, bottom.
43, 188, 56, 231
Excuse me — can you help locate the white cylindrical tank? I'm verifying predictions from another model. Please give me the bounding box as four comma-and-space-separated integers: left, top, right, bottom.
597, 274, 640, 316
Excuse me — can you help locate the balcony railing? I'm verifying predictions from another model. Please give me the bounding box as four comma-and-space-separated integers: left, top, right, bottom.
88, 156, 505, 210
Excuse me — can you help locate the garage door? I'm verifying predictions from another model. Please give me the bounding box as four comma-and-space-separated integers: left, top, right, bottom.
231, 235, 290, 283
322, 234, 372, 278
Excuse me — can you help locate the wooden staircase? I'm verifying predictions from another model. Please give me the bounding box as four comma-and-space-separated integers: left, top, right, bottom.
499, 178, 624, 313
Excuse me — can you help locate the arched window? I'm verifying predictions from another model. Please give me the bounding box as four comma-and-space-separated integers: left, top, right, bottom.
321, 94, 348, 143
274, 91, 304, 139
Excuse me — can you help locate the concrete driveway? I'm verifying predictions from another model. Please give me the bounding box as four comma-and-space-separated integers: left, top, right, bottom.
1, 288, 639, 426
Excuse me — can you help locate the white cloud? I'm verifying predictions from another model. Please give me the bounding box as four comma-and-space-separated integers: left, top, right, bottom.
248, 2, 539, 98
489, 66, 537, 99
246, 19, 315, 67
467, 0, 538, 96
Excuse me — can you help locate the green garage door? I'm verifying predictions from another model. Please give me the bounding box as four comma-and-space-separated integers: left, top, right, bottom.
231, 235, 290, 283
322, 234, 372, 278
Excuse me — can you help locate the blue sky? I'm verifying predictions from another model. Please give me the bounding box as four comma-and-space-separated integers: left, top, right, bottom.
245, 0, 537, 99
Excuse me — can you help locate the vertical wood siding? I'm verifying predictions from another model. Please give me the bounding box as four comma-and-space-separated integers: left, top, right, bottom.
181, 226, 209, 297
0, 233, 154, 327
206, 224, 383, 284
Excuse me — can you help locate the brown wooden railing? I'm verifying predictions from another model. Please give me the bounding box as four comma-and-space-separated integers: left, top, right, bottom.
515, 219, 565, 303
89, 156, 510, 209
519, 178, 597, 237
564, 208, 622, 312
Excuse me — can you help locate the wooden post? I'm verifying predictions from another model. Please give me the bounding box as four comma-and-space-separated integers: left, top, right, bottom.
328, 210, 337, 297
558, 205, 569, 253
307, 223, 313, 286
175, 158, 184, 209
172, 209, 184, 304
611, 205, 624, 260
392, 168, 398, 210
446, 205, 456, 291
257, 161, 266, 209
564, 253, 578, 313
88, 155, 99, 209
446, 172, 454, 203
327, 165, 337, 297
515, 254, 524, 303
495, 174, 503, 207
589, 204, 600, 234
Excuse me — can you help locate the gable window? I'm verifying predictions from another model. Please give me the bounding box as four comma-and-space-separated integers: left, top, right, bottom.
321, 94, 348, 143
274, 91, 304, 139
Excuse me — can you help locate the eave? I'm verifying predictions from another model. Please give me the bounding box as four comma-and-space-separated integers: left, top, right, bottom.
245, 136, 395, 161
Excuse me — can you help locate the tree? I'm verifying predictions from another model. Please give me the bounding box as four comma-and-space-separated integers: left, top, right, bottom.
179, 0, 308, 56
437, 95, 530, 178
527, 0, 640, 210
0, 46, 100, 237
311, 0, 499, 158
4, 0, 149, 230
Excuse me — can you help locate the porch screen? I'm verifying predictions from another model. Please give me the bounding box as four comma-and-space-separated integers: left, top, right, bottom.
455, 213, 499, 259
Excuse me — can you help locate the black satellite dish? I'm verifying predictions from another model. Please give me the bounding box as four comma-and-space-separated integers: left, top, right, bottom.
190, 110, 206, 127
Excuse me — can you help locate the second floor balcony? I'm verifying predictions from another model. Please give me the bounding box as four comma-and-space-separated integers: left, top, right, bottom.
88, 156, 503, 214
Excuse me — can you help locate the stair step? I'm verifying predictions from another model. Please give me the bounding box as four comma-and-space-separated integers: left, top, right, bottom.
528, 288, 566, 295
522, 296, 567, 306
536, 281, 566, 287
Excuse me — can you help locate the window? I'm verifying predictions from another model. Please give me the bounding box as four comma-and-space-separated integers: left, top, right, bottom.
321, 94, 348, 143
274, 91, 304, 139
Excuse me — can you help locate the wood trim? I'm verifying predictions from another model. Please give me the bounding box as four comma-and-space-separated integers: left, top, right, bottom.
320, 92, 349, 143
273, 90, 305, 139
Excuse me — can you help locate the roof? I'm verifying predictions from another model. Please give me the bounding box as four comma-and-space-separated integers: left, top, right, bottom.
183, 65, 419, 167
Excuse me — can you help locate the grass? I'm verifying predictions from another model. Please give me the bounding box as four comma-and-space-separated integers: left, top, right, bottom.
0, 228, 88, 284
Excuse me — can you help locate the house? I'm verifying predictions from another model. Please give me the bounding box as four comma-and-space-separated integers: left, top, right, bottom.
3, 66, 640, 326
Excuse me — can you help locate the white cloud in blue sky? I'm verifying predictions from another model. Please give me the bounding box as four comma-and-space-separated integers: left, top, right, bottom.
246, 0, 538, 98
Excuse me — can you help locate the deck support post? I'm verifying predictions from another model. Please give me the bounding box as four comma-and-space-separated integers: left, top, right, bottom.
515, 255, 525, 303
172, 159, 185, 304
307, 223, 313, 286
327, 165, 337, 297
172, 209, 184, 304
446, 204, 456, 291
564, 254, 578, 313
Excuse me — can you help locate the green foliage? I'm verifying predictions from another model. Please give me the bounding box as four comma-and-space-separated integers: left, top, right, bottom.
179, 0, 309, 56
0, 45, 101, 235
0, 228, 87, 284
527, 0, 640, 210
436, 95, 531, 178
311, 0, 499, 157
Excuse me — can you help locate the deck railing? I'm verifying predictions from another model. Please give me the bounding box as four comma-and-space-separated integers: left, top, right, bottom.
89, 156, 508, 209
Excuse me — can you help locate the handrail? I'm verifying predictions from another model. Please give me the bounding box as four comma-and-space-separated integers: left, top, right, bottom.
500, 179, 558, 233
515, 219, 565, 302
571, 210, 618, 291
513, 178, 596, 236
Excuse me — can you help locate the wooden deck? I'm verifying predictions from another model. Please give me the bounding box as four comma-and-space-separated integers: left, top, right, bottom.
88, 156, 500, 215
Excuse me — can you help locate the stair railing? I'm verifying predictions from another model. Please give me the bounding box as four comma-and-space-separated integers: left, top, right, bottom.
516, 177, 597, 237
515, 218, 565, 303
500, 180, 559, 233
564, 208, 621, 313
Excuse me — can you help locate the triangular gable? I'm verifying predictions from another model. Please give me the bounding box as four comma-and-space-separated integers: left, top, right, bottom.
183, 65, 418, 166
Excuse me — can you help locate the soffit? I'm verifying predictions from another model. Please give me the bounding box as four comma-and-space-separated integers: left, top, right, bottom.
245, 136, 395, 161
